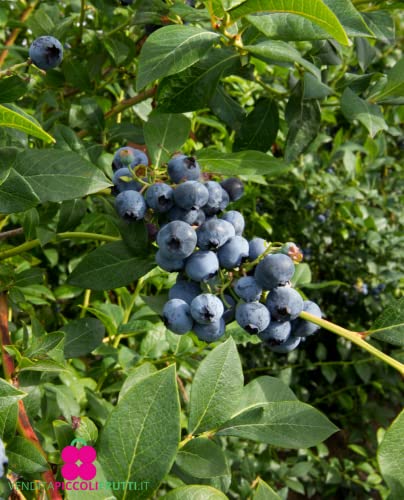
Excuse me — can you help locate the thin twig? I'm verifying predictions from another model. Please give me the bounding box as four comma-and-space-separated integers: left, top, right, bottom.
0, 228, 24, 241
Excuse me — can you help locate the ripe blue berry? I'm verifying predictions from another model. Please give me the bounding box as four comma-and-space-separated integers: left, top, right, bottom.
115, 190, 147, 220
145, 183, 174, 212
222, 294, 236, 323
236, 302, 270, 334
203, 181, 226, 215
249, 238, 267, 261
29, 36, 63, 70
157, 221, 197, 259
197, 219, 235, 250
173, 181, 209, 210
112, 168, 142, 193
168, 206, 206, 226
190, 294, 224, 324
194, 318, 225, 342
217, 236, 249, 269
258, 321, 291, 343
292, 300, 322, 337
163, 299, 193, 334
169, 280, 201, 304
266, 335, 301, 353
156, 250, 184, 272
219, 188, 230, 211
220, 177, 244, 201
185, 250, 219, 282
254, 253, 295, 290
266, 287, 304, 321
112, 147, 148, 171
0, 438, 7, 478
234, 276, 262, 302
168, 155, 201, 183
221, 211, 245, 236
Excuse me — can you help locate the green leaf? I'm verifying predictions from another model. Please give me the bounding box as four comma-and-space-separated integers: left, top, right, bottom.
229, 0, 350, 46
24, 331, 65, 361
341, 88, 388, 138
176, 437, 229, 479
119, 363, 158, 401
197, 149, 288, 176
369, 58, 404, 103
61, 318, 105, 358
14, 149, 111, 203
0, 104, 55, 143
234, 98, 279, 153
0, 168, 39, 214
68, 241, 155, 291
0, 403, 18, 441
370, 297, 404, 347
136, 25, 220, 90
291, 263, 312, 287
253, 478, 282, 500
245, 41, 321, 79
164, 485, 228, 500
0, 76, 28, 103
209, 85, 246, 131
98, 365, 180, 499
7, 436, 49, 475
144, 111, 191, 167
378, 410, 404, 498
65, 460, 116, 500
236, 376, 297, 414
157, 48, 240, 113
217, 401, 338, 448
0, 378, 26, 407
188, 337, 243, 434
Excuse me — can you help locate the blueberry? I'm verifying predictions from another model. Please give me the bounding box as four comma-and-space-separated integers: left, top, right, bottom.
219, 188, 230, 211
112, 167, 142, 193
168, 206, 206, 226
115, 190, 147, 221
292, 300, 322, 337
168, 280, 201, 304
236, 302, 270, 334
234, 276, 262, 302
112, 147, 148, 171
197, 219, 235, 250
194, 318, 225, 342
266, 335, 301, 353
163, 299, 193, 334
258, 321, 291, 343
173, 181, 209, 210
203, 181, 226, 215
185, 250, 219, 282
121, 0, 133, 4
168, 155, 201, 183
254, 253, 295, 290
221, 211, 245, 236
217, 235, 249, 269
248, 238, 268, 261
266, 287, 304, 321
222, 294, 236, 323
220, 177, 244, 201
157, 221, 197, 259
145, 183, 174, 212
156, 250, 184, 272
190, 294, 224, 324
0, 438, 7, 478
317, 214, 327, 223
29, 36, 63, 70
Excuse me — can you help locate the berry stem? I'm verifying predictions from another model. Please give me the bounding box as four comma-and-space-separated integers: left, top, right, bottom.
0, 60, 31, 77
299, 311, 404, 376
0, 293, 62, 500
0, 232, 120, 260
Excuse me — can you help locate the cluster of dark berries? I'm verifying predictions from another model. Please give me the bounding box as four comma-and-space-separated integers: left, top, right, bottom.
111, 146, 322, 351
29, 36, 63, 71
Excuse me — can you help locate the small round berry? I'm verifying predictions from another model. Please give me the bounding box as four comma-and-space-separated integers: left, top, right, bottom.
115, 191, 147, 221
190, 294, 224, 324
29, 36, 63, 70
168, 155, 201, 183
236, 302, 270, 334
220, 177, 244, 201
163, 299, 193, 335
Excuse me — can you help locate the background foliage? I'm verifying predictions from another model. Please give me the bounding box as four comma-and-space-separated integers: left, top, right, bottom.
0, 1, 403, 499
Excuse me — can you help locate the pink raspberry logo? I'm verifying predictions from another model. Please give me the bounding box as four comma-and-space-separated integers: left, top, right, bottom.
61, 440, 97, 480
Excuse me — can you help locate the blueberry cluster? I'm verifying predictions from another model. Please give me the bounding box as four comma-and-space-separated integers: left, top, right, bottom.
111, 147, 322, 351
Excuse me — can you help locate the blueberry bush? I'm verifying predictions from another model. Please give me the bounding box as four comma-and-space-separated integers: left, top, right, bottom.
0, 1, 403, 499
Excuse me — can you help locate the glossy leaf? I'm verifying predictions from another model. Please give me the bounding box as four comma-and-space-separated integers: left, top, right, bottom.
188, 337, 243, 434
369, 58, 404, 103
0, 168, 39, 214
68, 241, 155, 291
229, 0, 350, 46
7, 436, 49, 474
253, 478, 282, 500
0, 104, 55, 143
217, 401, 338, 448
176, 437, 229, 479
98, 366, 180, 499
136, 25, 220, 90
378, 410, 404, 498
62, 318, 105, 358
370, 297, 404, 347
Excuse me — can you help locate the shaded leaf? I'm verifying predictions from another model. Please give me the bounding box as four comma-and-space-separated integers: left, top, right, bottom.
7, 436, 49, 475
176, 437, 229, 479
61, 318, 105, 358
378, 410, 404, 498
370, 297, 404, 347
0, 168, 39, 214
